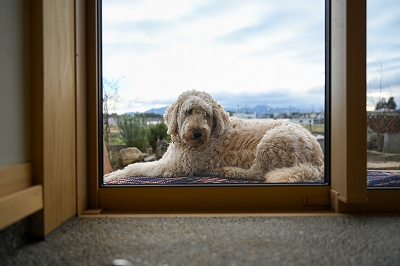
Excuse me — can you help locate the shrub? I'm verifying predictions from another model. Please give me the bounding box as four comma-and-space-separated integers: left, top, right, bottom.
115, 113, 148, 151
147, 122, 170, 151
367, 127, 378, 150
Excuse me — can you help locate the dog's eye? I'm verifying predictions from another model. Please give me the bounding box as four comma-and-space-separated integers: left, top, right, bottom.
187, 109, 193, 115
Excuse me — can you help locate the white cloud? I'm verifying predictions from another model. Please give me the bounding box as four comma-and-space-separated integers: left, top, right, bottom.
102, 0, 193, 22
366, 0, 400, 111
102, 0, 399, 114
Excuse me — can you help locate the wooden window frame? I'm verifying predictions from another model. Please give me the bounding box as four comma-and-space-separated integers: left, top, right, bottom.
79, 0, 400, 215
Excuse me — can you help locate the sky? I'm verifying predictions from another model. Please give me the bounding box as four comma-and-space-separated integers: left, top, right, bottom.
366, 0, 400, 111
102, 0, 400, 114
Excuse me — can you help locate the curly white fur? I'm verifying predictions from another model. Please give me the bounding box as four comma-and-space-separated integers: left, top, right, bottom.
104, 90, 324, 183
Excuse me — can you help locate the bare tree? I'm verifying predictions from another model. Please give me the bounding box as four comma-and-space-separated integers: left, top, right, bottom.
103, 77, 123, 152
368, 62, 389, 110
367, 63, 396, 151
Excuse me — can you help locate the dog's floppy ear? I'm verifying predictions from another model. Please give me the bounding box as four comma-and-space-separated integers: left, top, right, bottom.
212, 101, 230, 137
164, 101, 180, 142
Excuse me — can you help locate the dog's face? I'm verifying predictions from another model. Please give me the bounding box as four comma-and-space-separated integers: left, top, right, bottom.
178, 96, 214, 147
164, 90, 230, 148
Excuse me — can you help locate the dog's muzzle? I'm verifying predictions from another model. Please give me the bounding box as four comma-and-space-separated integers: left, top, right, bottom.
192, 129, 203, 139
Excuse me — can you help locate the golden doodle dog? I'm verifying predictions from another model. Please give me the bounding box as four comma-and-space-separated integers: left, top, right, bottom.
104, 90, 324, 183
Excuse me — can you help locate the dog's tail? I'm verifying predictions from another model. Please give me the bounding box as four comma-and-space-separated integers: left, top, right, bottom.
264, 164, 324, 183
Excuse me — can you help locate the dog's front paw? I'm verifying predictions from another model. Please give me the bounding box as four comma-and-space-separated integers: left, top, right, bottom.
103, 163, 148, 183
103, 170, 125, 183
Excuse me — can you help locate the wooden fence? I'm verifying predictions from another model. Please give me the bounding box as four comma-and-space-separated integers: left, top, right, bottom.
367, 116, 400, 133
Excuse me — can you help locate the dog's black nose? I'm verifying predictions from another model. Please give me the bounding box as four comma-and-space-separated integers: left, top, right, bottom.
192, 129, 202, 139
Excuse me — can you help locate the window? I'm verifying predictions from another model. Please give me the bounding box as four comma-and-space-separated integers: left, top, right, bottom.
84, 0, 400, 213
100, 0, 327, 186
366, 0, 400, 184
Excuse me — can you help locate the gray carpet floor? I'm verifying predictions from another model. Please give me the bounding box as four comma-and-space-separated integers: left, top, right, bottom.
2, 215, 400, 266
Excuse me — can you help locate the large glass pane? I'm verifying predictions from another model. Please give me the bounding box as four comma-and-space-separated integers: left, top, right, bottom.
101, 0, 326, 185
367, 0, 400, 187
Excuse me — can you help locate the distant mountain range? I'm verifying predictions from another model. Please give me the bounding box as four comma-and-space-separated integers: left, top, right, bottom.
125, 106, 168, 116
225, 105, 310, 116
144, 106, 169, 115
127, 105, 317, 116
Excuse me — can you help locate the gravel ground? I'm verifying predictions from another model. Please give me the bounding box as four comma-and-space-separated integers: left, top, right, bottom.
2, 216, 400, 266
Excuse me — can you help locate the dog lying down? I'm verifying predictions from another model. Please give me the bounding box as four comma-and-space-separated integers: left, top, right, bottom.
104, 90, 324, 183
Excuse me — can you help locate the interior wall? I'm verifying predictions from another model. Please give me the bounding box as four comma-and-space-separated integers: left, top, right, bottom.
0, 0, 31, 168
0, 0, 32, 255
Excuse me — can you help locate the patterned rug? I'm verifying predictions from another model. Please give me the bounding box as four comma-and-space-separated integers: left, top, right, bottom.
104, 171, 400, 187
367, 171, 400, 187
